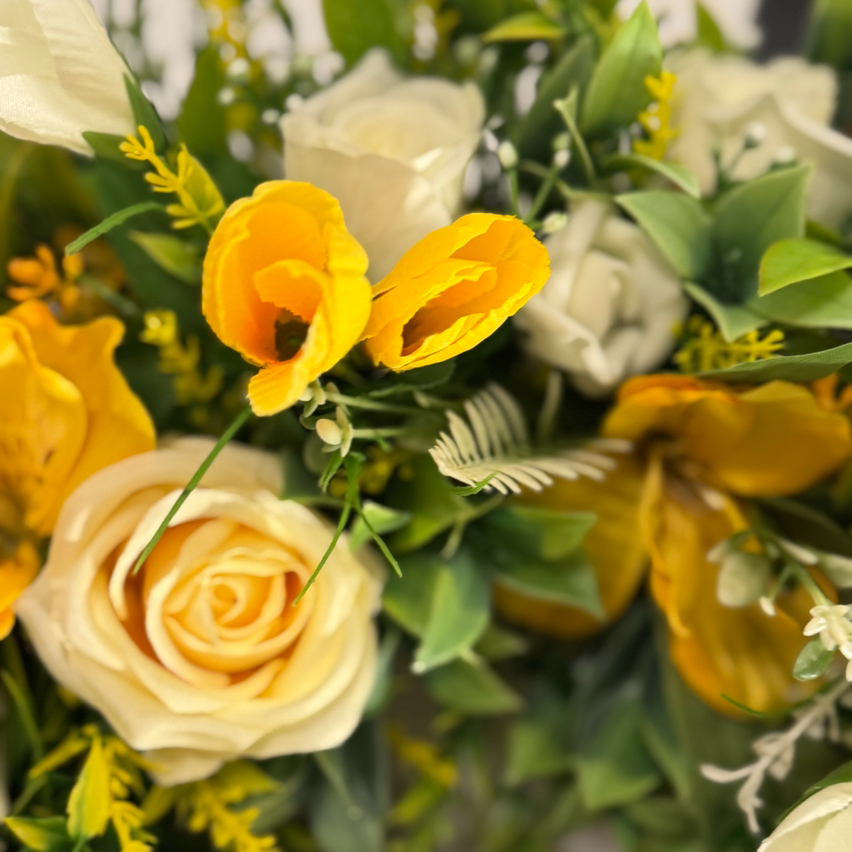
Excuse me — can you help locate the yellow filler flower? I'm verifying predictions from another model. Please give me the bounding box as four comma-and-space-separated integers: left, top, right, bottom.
362, 213, 549, 371
0, 300, 155, 637
202, 181, 372, 416
498, 375, 852, 716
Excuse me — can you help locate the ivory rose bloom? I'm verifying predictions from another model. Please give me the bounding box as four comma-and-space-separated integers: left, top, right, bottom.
17, 440, 382, 785
362, 213, 549, 371
758, 783, 852, 851
669, 49, 852, 229
281, 50, 485, 281
514, 201, 687, 396
202, 181, 372, 416
0, 0, 136, 154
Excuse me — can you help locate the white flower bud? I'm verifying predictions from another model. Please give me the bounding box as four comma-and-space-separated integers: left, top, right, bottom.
760, 596, 777, 617
497, 140, 518, 169
316, 418, 343, 447
553, 148, 571, 169
716, 552, 771, 607
542, 211, 569, 234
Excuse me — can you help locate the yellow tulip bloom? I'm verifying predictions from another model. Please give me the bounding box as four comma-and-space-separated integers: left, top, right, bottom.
202, 181, 372, 416
362, 213, 549, 371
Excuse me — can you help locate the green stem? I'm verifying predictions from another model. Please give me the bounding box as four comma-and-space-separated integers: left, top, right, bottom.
132, 405, 252, 574
10, 775, 49, 816
77, 273, 140, 317
791, 563, 832, 607
507, 169, 520, 217
324, 392, 420, 415
292, 500, 352, 606
351, 427, 411, 439
524, 162, 559, 226
0, 670, 43, 760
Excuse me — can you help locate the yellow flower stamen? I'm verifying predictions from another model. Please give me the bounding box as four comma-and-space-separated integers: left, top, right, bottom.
674, 316, 785, 373
633, 71, 679, 161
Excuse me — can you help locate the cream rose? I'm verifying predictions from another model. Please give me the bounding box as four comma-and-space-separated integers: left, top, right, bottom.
17, 439, 382, 785
0, 0, 136, 154
281, 49, 485, 281
513, 200, 687, 396
758, 782, 852, 851
669, 49, 852, 230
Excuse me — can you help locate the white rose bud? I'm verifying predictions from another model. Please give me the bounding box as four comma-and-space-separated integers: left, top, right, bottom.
497, 140, 518, 169
514, 200, 688, 396
0, 0, 136, 154
281, 49, 485, 282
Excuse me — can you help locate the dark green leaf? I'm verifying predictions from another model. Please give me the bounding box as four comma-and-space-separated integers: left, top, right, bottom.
617, 192, 713, 280
581, 1, 663, 136
177, 48, 228, 157
124, 74, 165, 151
483, 505, 596, 561
806, 0, 852, 70
413, 551, 490, 672
474, 623, 530, 660
4, 817, 71, 852
758, 237, 852, 295
65, 202, 165, 255
82, 131, 136, 165
323, 0, 406, 67
699, 341, 852, 382
793, 639, 835, 681
425, 658, 522, 715
684, 282, 767, 342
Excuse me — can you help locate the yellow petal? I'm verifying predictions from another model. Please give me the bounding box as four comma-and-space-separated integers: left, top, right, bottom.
0, 540, 41, 639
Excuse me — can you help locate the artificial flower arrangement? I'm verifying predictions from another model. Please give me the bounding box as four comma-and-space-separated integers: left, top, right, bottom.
3, 0, 852, 851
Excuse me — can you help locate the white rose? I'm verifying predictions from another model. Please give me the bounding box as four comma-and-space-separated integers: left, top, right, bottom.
281, 49, 485, 281
669, 49, 852, 230
0, 0, 136, 155
617, 0, 762, 49
514, 200, 687, 396
758, 782, 852, 851
17, 439, 382, 785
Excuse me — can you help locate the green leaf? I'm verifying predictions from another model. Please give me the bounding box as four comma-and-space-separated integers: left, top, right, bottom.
712, 165, 811, 300
482, 11, 568, 42
806, 0, 852, 70
65, 202, 165, 255
280, 449, 323, 501
696, 3, 727, 52
577, 689, 662, 810
483, 506, 596, 561
699, 341, 852, 382
128, 231, 202, 284
349, 502, 411, 550
67, 737, 111, 840
425, 658, 522, 715
603, 153, 701, 199
4, 817, 71, 852
474, 623, 530, 661
124, 74, 165, 151
752, 271, 852, 328
782, 760, 852, 824
581, 1, 663, 136
793, 639, 835, 681
323, 0, 406, 67
816, 551, 852, 587
82, 131, 137, 166
382, 553, 443, 638
617, 192, 713, 280
758, 237, 852, 295
504, 692, 574, 786
517, 36, 595, 160
177, 47, 228, 157
413, 551, 490, 673
684, 282, 768, 342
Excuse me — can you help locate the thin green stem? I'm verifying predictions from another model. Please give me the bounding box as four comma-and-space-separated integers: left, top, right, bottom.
292, 501, 352, 606
10, 775, 49, 816
524, 162, 559, 226
77, 273, 140, 317
507, 169, 520, 217
0, 670, 44, 760
132, 405, 252, 574
791, 563, 832, 607
324, 392, 419, 415
351, 427, 411, 439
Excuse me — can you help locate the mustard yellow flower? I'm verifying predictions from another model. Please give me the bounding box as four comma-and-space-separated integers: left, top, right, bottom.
202, 181, 372, 416
0, 541, 39, 639
362, 213, 549, 371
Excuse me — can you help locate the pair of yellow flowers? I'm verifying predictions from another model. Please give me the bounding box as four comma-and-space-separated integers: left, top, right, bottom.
202, 181, 550, 415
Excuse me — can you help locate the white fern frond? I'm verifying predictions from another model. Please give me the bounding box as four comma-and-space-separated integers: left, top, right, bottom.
429, 383, 630, 495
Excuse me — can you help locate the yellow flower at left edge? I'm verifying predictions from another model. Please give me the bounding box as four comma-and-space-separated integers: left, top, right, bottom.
0, 301, 156, 637
202, 181, 372, 416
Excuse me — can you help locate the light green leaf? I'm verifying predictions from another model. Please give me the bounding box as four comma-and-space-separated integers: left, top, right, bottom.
382, 553, 443, 638
482, 10, 567, 42
758, 237, 852, 295
696, 3, 727, 52
124, 74, 165, 151
684, 282, 768, 342
603, 153, 701, 198
806, 0, 852, 70
4, 817, 71, 852
414, 551, 490, 673
581, 1, 663, 136
817, 551, 852, 587
474, 623, 530, 661
350, 502, 411, 550
82, 131, 135, 165
129, 231, 202, 284
484, 506, 596, 560
322, 0, 406, 67
65, 202, 165, 256
751, 271, 852, 328
699, 341, 852, 382
577, 689, 662, 810
67, 737, 111, 840
793, 639, 835, 681
617, 192, 713, 280
425, 659, 522, 715
712, 165, 811, 299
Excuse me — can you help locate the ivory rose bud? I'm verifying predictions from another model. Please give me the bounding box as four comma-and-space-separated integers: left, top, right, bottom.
0, 0, 136, 154
17, 440, 382, 785
669, 49, 852, 229
281, 50, 485, 281
758, 783, 852, 851
514, 201, 687, 397
202, 181, 372, 416
362, 213, 550, 371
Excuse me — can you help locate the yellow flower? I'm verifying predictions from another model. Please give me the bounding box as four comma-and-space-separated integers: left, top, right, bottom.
0, 301, 155, 633
362, 213, 549, 371
202, 181, 372, 416
0, 541, 40, 639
